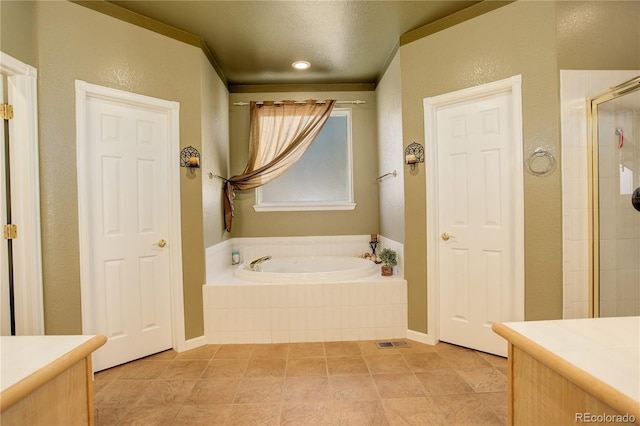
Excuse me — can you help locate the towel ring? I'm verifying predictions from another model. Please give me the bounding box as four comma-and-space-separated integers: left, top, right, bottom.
526, 148, 555, 176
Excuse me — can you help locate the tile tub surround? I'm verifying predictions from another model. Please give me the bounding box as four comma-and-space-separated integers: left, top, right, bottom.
204, 235, 407, 344
204, 278, 407, 344
206, 235, 404, 283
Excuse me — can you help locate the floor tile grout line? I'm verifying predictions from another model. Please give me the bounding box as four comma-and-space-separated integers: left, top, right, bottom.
93, 341, 507, 425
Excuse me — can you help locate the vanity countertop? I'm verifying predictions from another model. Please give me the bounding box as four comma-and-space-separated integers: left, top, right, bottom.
493, 317, 640, 413
1, 335, 105, 392
1, 334, 106, 424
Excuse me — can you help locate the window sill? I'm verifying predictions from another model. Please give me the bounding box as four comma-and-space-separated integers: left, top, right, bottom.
253, 203, 357, 212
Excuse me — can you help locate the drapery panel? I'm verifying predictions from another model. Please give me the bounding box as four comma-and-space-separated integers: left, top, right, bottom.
223, 99, 336, 232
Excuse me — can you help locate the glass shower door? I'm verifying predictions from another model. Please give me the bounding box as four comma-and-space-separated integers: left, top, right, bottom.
590, 77, 640, 317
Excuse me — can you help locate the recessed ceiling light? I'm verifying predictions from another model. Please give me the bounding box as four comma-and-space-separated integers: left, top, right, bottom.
292, 61, 311, 70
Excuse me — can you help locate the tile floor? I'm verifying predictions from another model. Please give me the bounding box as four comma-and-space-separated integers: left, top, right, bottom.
93, 340, 508, 425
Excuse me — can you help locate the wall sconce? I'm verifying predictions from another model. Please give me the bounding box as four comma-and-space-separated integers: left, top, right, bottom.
180, 145, 200, 174
404, 142, 424, 170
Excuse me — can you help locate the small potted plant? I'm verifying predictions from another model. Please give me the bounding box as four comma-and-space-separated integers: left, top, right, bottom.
379, 248, 397, 276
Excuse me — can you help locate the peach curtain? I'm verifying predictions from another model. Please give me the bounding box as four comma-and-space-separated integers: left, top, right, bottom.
223, 99, 336, 232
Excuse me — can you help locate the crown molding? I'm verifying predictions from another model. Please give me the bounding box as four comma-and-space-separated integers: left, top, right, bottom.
400, 1, 515, 46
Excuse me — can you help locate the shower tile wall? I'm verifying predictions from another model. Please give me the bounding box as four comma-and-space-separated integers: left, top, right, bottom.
598, 109, 640, 316
561, 70, 640, 318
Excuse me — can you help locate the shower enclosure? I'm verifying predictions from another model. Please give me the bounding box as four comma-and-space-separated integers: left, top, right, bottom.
588, 76, 640, 317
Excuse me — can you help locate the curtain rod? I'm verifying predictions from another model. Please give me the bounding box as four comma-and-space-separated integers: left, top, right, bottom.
232, 100, 366, 106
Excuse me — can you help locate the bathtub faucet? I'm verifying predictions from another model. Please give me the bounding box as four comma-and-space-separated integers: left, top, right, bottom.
248, 255, 272, 271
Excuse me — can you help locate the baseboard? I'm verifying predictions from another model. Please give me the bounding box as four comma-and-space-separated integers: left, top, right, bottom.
178, 335, 207, 352
406, 329, 437, 346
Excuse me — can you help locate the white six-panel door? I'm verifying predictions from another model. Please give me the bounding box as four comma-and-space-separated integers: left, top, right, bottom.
77, 82, 182, 371
425, 76, 524, 357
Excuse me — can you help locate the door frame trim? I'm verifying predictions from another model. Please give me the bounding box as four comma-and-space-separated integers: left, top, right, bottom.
423, 75, 525, 345
0, 52, 44, 335
75, 80, 186, 352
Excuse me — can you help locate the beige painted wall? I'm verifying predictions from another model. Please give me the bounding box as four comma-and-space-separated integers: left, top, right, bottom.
0, 0, 37, 67
10, 1, 227, 339
228, 91, 379, 237
400, 0, 640, 334
556, 1, 640, 69
376, 52, 405, 244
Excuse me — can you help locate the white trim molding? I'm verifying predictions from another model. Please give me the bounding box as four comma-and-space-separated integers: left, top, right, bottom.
0, 51, 44, 335
406, 329, 432, 346
423, 75, 525, 347
183, 335, 207, 352
75, 80, 186, 352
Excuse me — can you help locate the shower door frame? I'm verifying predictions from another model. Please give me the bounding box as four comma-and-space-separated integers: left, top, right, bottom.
587, 75, 640, 317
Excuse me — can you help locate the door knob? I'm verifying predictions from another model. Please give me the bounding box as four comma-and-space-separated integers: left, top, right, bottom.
155, 239, 167, 248
441, 232, 455, 241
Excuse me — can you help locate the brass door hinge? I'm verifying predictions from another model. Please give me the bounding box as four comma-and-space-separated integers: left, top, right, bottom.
0, 104, 14, 120
3, 224, 17, 240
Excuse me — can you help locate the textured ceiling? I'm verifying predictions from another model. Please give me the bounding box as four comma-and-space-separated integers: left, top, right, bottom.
107, 1, 480, 88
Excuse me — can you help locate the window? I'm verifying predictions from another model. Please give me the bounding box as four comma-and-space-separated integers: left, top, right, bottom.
255, 109, 355, 211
